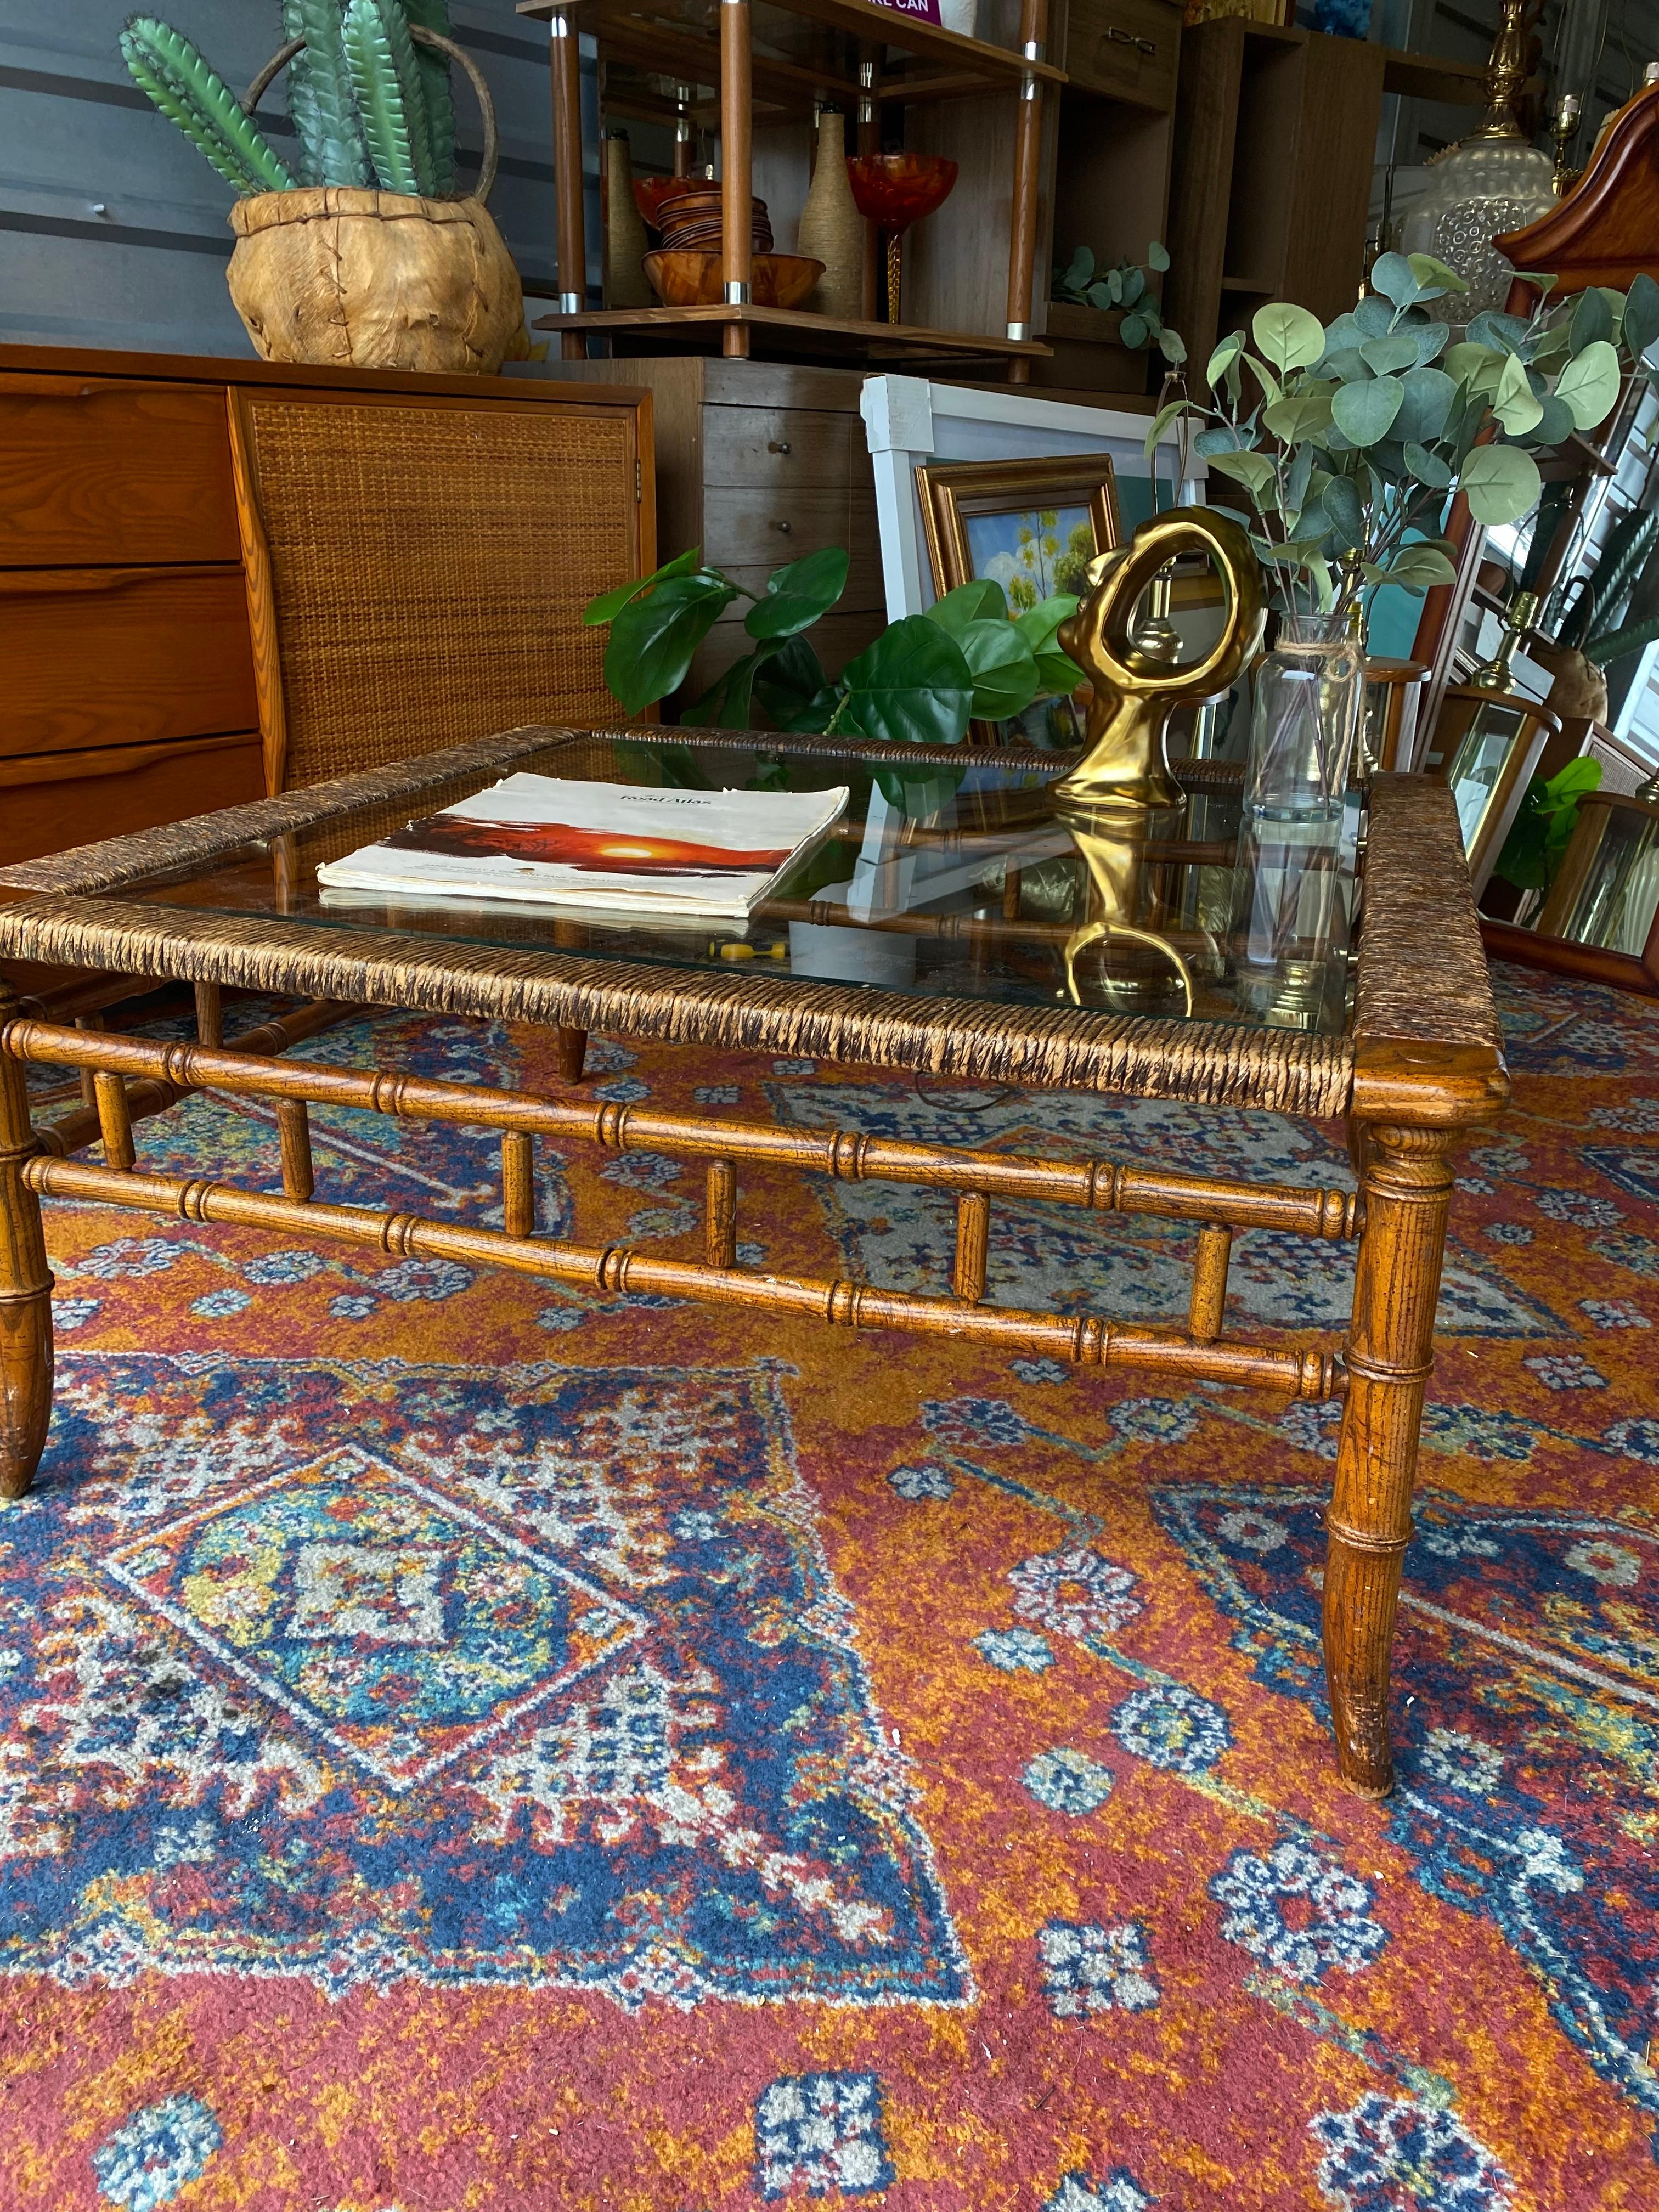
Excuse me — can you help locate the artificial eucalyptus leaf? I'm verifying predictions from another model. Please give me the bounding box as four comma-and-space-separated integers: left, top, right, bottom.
1402, 439, 1453, 490
1492, 349, 1545, 436
1392, 364, 1457, 444
1378, 544, 1458, 590
1205, 447, 1277, 501
745, 545, 851, 639
958, 617, 1040, 721
1515, 391, 1575, 447
840, 616, 973, 747
1555, 337, 1622, 430
1086, 281, 1115, 311
1245, 353, 1284, 405
1407, 320, 1451, 365
1624, 270, 1659, 365
1443, 340, 1494, 388
1596, 285, 1627, 337
1459, 442, 1543, 527
1064, 244, 1093, 289
1466, 309, 1530, 356
1120, 313, 1148, 349
1192, 424, 1248, 456
1106, 269, 1125, 304
1569, 286, 1614, 353
1331, 374, 1404, 447
1405, 252, 1469, 300
1369, 252, 1420, 307
1158, 327, 1188, 365
1284, 440, 1316, 526
1352, 295, 1396, 337
1205, 330, 1245, 387
1321, 473, 1365, 549
1322, 347, 1370, 382
603, 572, 738, 713
1262, 392, 1334, 444
1361, 332, 1420, 376
1508, 268, 1558, 296
1147, 240, 1170, 272
1142, 398, 1188, 461
1120, 266, 1146, 307
1319, 314, 1365, 363
925, 578, 1007, 636
583, 545, 707, 626
1252, 301, 1326, 374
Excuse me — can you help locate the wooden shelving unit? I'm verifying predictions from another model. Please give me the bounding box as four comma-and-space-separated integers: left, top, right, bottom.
518, 0, 1064, 376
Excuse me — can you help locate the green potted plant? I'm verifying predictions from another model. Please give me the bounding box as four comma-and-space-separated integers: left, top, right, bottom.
1046, 242, 1184, 394
120, 3, 522, 372
583, 545, 1086, 760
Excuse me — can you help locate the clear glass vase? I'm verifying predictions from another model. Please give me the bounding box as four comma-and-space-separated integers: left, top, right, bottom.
1233, 613, 1365, 1026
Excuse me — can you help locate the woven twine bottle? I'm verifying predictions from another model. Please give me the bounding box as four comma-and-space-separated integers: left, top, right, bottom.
602, 131, 653, 309
797, 107, 864, 319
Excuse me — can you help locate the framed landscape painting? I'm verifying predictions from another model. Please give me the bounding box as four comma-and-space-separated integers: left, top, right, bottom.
915, 454, 1122, 607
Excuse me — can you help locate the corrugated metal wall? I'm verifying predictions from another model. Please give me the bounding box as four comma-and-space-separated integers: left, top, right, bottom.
0, 2, 594, 356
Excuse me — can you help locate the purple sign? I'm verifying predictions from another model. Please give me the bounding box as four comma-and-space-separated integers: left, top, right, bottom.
868, 0, 944, 23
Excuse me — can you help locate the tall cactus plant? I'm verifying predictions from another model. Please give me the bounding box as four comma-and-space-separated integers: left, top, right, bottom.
120, 2, 460, 198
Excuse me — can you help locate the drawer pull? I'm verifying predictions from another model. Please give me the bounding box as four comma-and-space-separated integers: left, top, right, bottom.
773, 519, 793, 534
768, 439, 792, 454
1107, 25, 1157, 52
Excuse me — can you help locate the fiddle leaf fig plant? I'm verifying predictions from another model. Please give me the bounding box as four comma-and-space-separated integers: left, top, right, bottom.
121, 0, 461, 197
583, 548, 1087, 746
1146, 249, 1659, 617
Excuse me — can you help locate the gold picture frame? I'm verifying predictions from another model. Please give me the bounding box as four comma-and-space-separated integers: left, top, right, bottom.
915, 454, 1123, 609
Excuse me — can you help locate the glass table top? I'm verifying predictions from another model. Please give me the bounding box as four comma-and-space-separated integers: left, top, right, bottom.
100, 731, 1360, 1039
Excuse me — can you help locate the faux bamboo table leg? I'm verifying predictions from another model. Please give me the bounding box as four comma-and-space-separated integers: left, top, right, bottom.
1005, 0, 1047, 383
1323, 1122, 1456, 1796
0, 995, 52, 1502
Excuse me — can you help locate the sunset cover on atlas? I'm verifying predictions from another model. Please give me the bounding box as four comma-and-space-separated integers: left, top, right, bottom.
381, 814, 795, 877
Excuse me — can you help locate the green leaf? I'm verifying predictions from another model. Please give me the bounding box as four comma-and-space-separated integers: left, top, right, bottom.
402, 0, 459, 194
1120, 266, 1146, 308
1157, 327, 1188, 365
1085, 281, 1115, 311
1205, 329, 1245, 392
1147, 240, 1170, 273
1509, 268, 1559, 297
1570, 286, 1614, 352
1013, 592, 1080, 651
1142, 397, 1188, 461
1244, 353, 1284, 406
872, 763, 968, 815
1064, 244, 1093, 290
1353, 296, 1395, 338
342, 0, 420, 194
1370, 252, 1420, 307
958, 617, 1040, 722
1120, 313, 1148, 349
1406, 252, 1469, 300
754, 635, 836, 731
1105, 269, 1124, 306
840, 617, 973, 747
1554, 338, 1622, 430
1331, 375, 1404, 447
1392, 365, 1456, 445
1262, 392, 1333, 444
1321, 473, 1365, 550
684, 644, 778, 728
1624, 270, 1659, 365
1407, 321, 1451, 366
744, 545, 849, 639
1467, 310, 1530, 356
1377, 544, 1458, 590
603, 573, 737, 714
1251, 301, 1327, 375
926, 578, 1008, 636
1492, 349, 1545, 436
1444, 341, 1499, 390
373, 0, 438, 195
1402, 440, 1453, 489
1205, 448, 1277, 501
1458, 443, 1543, 527
1361, 332, 1420, 376
583, 547, 709, 627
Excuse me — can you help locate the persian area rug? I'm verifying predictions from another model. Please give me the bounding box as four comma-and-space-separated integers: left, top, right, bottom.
1, 963, 1656, 2211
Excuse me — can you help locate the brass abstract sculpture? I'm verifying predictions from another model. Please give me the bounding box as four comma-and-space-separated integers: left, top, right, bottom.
1049, 507, 1265, 1011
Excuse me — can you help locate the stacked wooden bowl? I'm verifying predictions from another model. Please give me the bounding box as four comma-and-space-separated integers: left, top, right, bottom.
640, 181, 822, 311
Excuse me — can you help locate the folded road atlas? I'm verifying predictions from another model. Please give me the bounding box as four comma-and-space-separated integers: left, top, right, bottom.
316, 772, 850, 920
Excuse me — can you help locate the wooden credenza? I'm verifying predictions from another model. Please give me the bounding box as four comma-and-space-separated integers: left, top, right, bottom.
0, 346, 652, 870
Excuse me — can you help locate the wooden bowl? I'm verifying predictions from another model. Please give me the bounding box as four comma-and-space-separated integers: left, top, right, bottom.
644, 251, 825, 309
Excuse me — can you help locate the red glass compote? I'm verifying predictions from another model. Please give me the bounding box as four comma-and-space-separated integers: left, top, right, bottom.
845, 154, 958, 325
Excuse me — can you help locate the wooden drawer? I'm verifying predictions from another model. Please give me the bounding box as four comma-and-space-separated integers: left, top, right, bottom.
702, 405, 866, 492
0, 374, 239, 567
0, 564, 257, 759
702, 486, 883, 598
1064, 0, 1181, 109
0, 730, 263, 869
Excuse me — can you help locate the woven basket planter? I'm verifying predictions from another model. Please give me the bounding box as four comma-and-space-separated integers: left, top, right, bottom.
227, 186, 524, 376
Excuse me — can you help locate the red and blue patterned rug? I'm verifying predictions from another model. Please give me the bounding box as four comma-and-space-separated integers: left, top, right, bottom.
1, 963, 1655, 2210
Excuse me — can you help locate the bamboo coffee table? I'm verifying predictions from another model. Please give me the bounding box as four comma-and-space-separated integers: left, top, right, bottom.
0, 727, 1508, 1798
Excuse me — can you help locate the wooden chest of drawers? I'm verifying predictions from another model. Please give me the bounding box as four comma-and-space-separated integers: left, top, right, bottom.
543, 357, 887, 707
